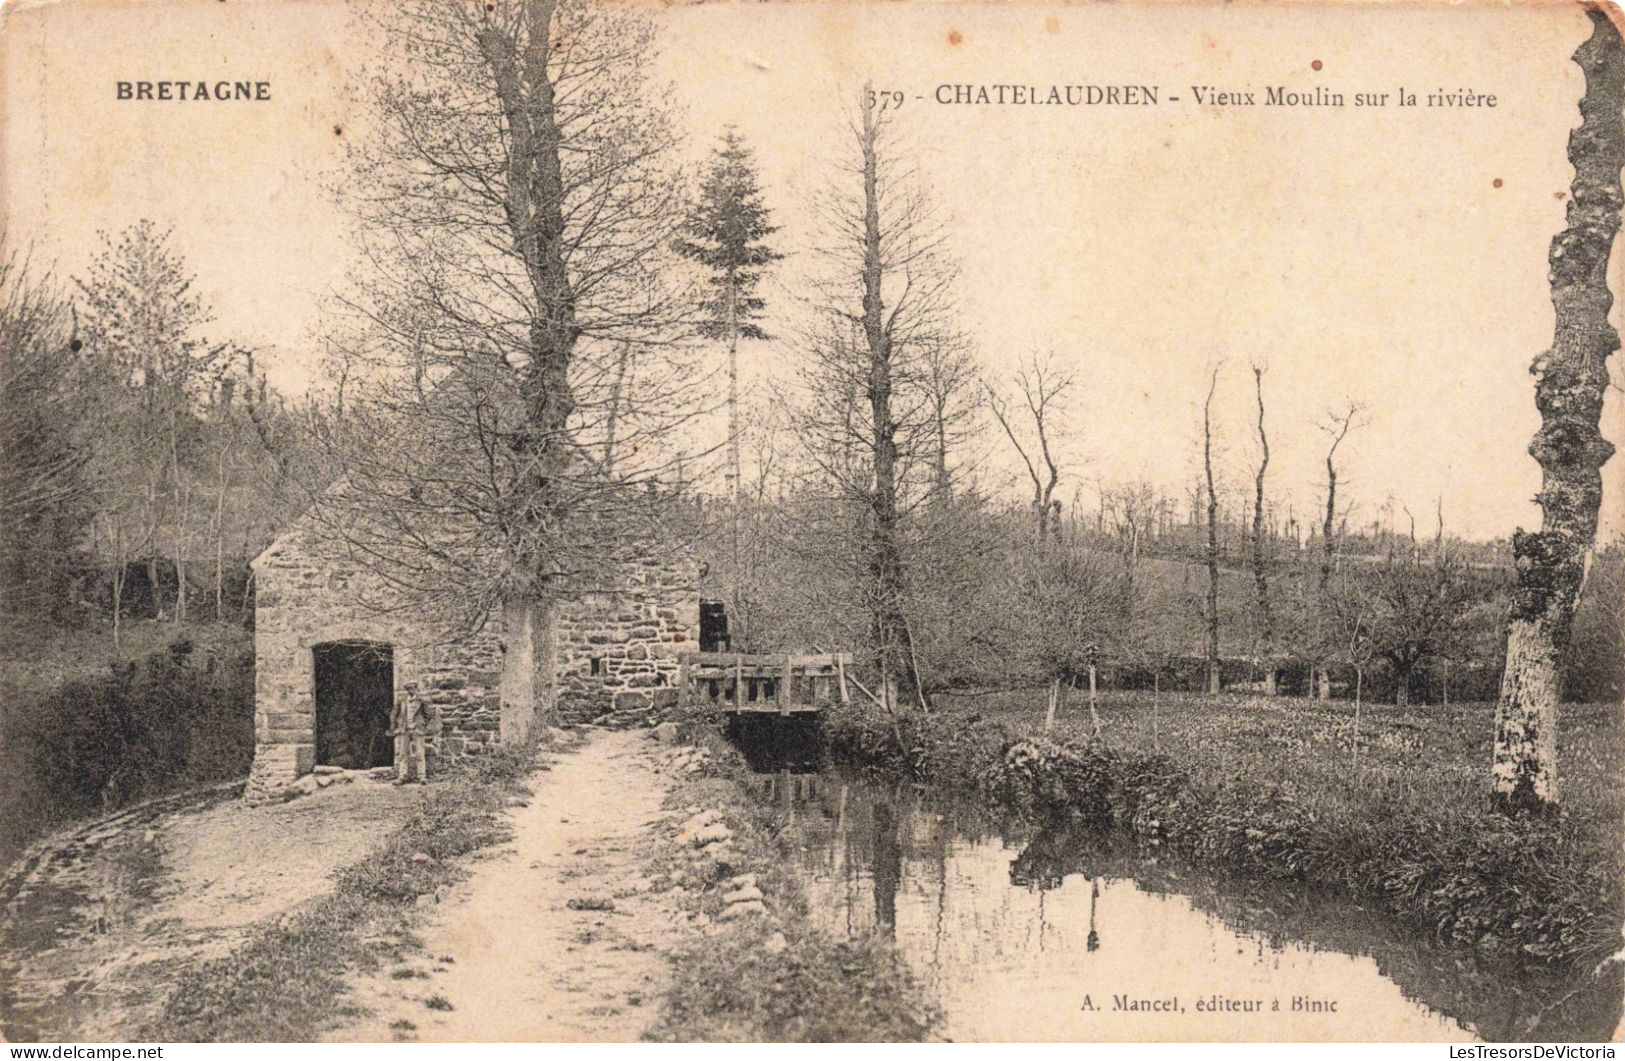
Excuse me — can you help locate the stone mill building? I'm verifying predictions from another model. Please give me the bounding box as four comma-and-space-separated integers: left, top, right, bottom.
245, 496, 700, 802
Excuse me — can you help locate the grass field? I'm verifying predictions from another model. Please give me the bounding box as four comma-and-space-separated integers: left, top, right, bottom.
937, 688, 1625, 842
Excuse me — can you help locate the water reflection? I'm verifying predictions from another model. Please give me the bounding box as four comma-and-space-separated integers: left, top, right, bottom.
754, 768, 1619, 1043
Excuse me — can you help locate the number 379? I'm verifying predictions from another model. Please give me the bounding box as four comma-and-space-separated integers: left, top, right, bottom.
866, 89, 906, 111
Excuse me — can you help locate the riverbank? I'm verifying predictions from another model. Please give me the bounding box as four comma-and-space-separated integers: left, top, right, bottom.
648, 729, 937, 1042
5, 723, 936, 1043
821, 693, 1624, 977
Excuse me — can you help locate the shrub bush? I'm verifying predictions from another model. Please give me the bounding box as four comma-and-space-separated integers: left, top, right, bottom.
0, 636, 254, 863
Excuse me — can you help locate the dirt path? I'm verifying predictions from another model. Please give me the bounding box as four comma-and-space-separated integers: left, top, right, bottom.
331, 728, 685, 1043
0, 779, 424, 1042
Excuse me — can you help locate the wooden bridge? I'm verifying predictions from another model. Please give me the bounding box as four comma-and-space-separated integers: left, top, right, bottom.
677, 652, 851, 715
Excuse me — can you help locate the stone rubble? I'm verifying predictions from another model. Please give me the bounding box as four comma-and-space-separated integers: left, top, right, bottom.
250, 767, 366, 804
657, 742, 792, 946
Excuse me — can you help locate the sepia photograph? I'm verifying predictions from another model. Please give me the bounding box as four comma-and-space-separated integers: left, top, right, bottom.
0, 0, 1623, 1046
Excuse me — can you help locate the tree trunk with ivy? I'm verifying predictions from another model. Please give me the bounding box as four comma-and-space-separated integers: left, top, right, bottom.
1492, 7, 1624, 815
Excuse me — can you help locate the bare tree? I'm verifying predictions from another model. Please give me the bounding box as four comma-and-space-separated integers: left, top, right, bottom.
1493, 9, 1624, 815
600, 342, 632, 476
1014, 533, 1118, 734
75, 222, 229, 637
0, 247, 94, 625
1099, 479, 1179, 717
1313, 400, 1366, 698
923, 338, 977, 505
1100, 481, 1158, 612
1201, 364, 1222, 695
321, 0, 705, 661
1334, 540, 1477, 708
1249, 364, 1275, 691
987, 351, 1074, 542
794, 84, 963, 709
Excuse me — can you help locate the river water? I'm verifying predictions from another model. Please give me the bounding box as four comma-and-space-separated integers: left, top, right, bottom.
738, 737, 1618, 1042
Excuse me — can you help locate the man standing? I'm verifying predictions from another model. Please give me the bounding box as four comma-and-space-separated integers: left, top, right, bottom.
392, 681, 432, 785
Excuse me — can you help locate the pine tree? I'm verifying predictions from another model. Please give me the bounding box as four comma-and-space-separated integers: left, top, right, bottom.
676, 128, 782, 645
76, 221, 224, 633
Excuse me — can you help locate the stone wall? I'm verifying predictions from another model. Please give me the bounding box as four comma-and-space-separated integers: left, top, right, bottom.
247, 524, 700, 799
555, 554, 700, 724
246, 527, 536, 802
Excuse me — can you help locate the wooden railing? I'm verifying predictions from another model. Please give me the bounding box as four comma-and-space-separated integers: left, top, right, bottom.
677, 651, 851, 714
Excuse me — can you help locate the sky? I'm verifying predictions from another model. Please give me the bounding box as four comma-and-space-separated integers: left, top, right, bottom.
3, 0, 1622, 542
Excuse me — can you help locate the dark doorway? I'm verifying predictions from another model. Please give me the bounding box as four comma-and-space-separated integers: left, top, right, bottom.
313, 641, 394, 770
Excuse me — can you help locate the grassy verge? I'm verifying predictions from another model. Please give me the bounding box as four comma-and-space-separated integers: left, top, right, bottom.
647, 731, 937, 1043
146, 747, 535, 1042
823, 692, 1624, 972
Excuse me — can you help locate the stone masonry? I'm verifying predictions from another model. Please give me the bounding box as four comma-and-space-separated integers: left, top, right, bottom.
246, 520, 698, 802
555, 554, 699, 723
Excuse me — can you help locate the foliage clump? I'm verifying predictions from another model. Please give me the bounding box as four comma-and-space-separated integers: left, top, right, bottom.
0, 634, 254, 863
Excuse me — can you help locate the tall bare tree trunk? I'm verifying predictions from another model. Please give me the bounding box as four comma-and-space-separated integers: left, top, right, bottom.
213, 443, 229, 623
726, 281, 741, 505
932, 397, 951, 504
725, 283, 745, 647
858, 87, 915, 699
1492, 9, 1624, 815
1317, 409, 1358, 700
1202, 367, 1221, 695
169, 420, 188, 624
1250, 366, 1272, 687
602, 342, 630, 476
175, 489, 190, 623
